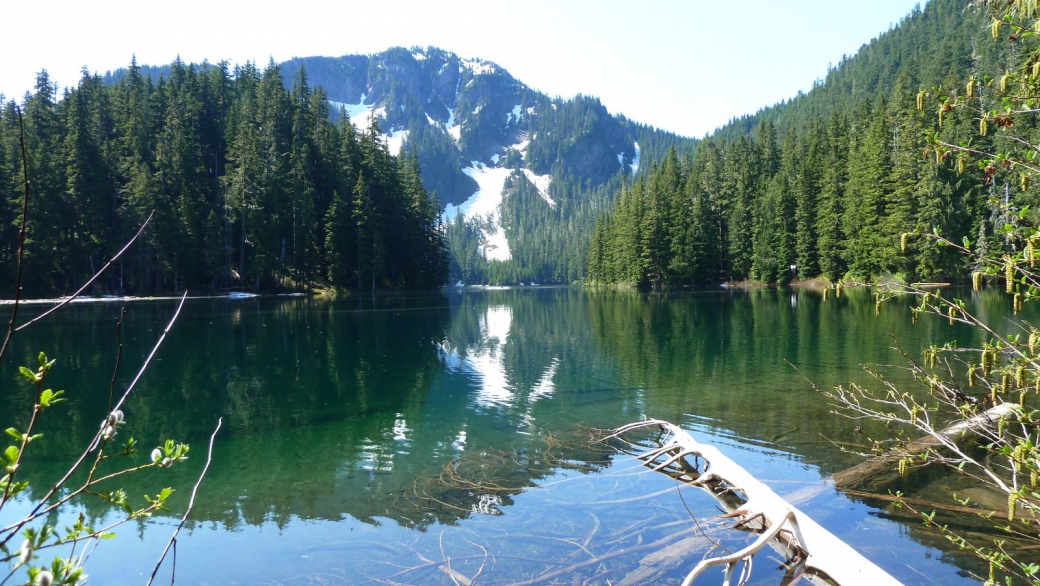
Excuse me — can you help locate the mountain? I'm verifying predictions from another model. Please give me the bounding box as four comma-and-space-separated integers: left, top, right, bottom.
110, 48, 695, 284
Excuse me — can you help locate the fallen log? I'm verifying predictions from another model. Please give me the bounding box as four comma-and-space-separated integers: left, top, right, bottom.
608, 418, 900, 586
831, 402, 1017, 490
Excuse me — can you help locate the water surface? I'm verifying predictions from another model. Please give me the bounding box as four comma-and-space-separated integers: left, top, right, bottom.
0, 287, 1024, 584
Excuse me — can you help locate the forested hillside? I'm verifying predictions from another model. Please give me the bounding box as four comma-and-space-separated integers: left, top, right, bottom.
0, 60, 448, 297
589, 0, 1018, 286
110, 48, 695, 285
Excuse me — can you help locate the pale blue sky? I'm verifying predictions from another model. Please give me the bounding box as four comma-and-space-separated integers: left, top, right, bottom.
2, 0, 926, 137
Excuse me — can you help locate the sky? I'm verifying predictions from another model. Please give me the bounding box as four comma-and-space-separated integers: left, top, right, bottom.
1, 0, 926, 138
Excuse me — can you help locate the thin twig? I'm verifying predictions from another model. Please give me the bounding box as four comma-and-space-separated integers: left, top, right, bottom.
14, 210, 154, 333
107, 307, 128, 411
147, 417, 223, 586
0, 106, 31, 365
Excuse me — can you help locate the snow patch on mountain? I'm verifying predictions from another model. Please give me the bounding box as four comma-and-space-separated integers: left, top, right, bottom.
412, 51, 426, 61
507, 104, 522, 125
462, 58, 496, 76
353, 106, 385, 132
333, 93, 372, 122
522, 170, 554, 208
385, 129, 409, 156
442, 162, 512, 261
447, 124, 461, 144
631, 142, 641, 174
511, 136, 530, 160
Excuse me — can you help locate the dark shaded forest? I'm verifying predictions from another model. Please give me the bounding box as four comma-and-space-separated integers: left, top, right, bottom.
0, 59, 448, 298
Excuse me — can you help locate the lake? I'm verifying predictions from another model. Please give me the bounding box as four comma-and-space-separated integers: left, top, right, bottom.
0, 286, 1026, 584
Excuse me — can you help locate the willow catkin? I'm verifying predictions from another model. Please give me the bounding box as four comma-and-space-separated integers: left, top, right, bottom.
1017, 365, 1026, 388
1030, 330, 1039, 356
1009, 492, 1019, 523
1015, 292, 1024, 315
980, 118, 989, 137
916, 90, 925, 110
968, 364, 977, 387
900, 232, 909, 252
993, 18, 1002, 40
949, 306, 957, 325
1002, 373, 1010, 394
967, 76, 977, 100
1001, 71, 1010, 93
973, 271, 983, 292
1023, 173, 1031, 193
1007, 257, 1016, 293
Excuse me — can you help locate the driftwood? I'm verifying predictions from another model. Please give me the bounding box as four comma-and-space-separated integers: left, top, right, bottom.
609, 419, 900, 586
831, 402, 1017, 490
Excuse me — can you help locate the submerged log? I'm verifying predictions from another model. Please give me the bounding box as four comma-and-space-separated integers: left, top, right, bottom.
831, 402, 1017, 490
609, 419, 900, 586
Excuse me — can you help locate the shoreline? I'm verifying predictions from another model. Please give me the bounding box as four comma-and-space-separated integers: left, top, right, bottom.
0, 292, 309, 306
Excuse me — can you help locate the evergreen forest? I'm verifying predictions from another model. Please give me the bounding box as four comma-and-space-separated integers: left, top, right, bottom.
589, 0, 1026, 287
0, 59, 448, 298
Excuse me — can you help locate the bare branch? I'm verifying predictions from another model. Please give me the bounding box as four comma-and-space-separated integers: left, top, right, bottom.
147, 417, 223, 586
14, 210, 154, 333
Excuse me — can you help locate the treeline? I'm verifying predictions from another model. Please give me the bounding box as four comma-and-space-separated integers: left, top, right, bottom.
0, 59, 447, 297
589, 96, 988, 286
588, 0, 1023, 287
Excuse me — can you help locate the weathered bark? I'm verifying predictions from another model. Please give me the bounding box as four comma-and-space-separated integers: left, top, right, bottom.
831, 402, 1016, 490
610, 419, 900, 586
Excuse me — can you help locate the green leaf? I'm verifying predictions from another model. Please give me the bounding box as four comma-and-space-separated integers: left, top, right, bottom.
4, 428, 21, 441
4, 445, 19, 464
18, 366, 34, 382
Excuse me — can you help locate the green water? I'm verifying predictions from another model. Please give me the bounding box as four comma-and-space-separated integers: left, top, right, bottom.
0, 287, 1026, 584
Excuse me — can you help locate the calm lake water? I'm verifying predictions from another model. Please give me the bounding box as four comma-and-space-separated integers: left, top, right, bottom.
0, 286, 1029, 584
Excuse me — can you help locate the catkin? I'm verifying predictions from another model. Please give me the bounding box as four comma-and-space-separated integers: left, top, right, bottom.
916, 90, 925, 110
968, 364, 977, 387
1017, 365, 1026, 388
993, 18, 1002, 40
1001, 71, 1010, 93
980, 118, 989, 137
967, 76, 977, 100
1009, 492, 1019, 523
1015, 292, 1024, 314
973, 271, 983, 292
1023, 173, 1031, 192
1007, 256, 1016, 293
